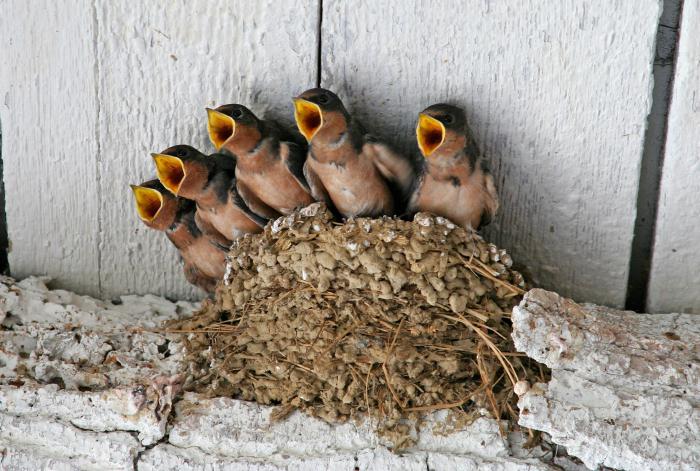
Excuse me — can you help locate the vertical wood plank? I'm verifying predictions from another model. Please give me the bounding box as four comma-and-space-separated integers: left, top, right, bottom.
647, 1, 700, 313
0, 125, 9, 273
0, 0, 100, 295
95, 0, 320, 299
625, 0, 682, 312
322, 0, 661, 307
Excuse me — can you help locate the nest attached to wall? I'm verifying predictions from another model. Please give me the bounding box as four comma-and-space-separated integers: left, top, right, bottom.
172, 203, 546, 448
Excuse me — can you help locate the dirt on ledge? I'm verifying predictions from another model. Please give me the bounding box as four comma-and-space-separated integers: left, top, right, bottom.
171, 203, 546, 449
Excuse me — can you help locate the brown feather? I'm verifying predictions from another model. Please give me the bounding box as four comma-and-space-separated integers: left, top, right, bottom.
307, 146, 394, 217
412, 159, 497, 230
194, 184, 263, 240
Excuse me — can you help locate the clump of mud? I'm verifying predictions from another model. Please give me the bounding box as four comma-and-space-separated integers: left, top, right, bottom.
173, 203, 545, 448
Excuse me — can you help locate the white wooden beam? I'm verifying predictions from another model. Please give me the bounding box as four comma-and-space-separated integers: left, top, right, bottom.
0, 0, 101, 295
648, 0, 700, 313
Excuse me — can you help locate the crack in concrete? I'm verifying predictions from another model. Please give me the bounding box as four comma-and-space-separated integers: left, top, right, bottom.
133, 434, 164, 470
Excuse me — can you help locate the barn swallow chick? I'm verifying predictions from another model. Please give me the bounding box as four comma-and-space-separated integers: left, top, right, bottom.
130, 179, 227, 293
152, 145, 267, 243
206, 104, 314, 216
293, 88, 415, 218
409, 104, 499, 229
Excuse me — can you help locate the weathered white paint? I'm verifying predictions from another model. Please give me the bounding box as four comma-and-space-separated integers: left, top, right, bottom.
0, 0, 100, 295
647, 1, 700, 314
6, 276, 697, 470
1, 276, 582, 470
512, 288, 700, 470
0, 0, 319, 300
321, 0, 661, 307
150, 395, 563, 471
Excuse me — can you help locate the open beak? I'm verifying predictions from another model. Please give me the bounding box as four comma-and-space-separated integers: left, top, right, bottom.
130, 185, 164, 222
293, 98, 323, 142
206, 108, 236, 149
152, 153, 186, 195
416, 113, 446, 157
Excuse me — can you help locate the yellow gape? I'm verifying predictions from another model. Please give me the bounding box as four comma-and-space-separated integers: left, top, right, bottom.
152, 154, 186, 195
416, 113, 446, 157
293, 98, 323, 142
130, 185, 163, 222
206, 108, 236, 150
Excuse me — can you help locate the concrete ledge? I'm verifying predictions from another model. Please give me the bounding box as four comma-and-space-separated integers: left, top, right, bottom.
11, 277, 689, 470
512, 289, 700, 471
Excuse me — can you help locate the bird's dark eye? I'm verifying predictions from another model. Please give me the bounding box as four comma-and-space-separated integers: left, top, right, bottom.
318, 94, 329, 104
176, 148, 187, 157
442, 114, 454, 125
231, 108, 243, 119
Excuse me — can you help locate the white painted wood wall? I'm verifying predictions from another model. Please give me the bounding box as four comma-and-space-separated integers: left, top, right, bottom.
648, 0, 700, 314
0, 0, 696, 312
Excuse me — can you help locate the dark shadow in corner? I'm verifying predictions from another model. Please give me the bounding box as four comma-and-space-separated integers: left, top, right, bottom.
0, 119, 8, 274
625, 0, 684, 312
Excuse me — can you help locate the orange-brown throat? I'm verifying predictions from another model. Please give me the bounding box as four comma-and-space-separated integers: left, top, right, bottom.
207, 108, 236, 150
131, 185, 163, 223
152, 154, 186, 195
223, 121, 263, 156
294, 98, 323, 142
416, 113, 446, 157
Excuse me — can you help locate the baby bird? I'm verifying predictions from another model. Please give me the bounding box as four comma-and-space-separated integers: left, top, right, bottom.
409, 104, 499, 229
293, 88, 415, 218
206, 104, 314, 216
152, 145, 267, 243
130, 179, 227, 293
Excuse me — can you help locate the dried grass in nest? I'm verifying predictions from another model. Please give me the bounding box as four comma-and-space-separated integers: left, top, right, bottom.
170, 203, 548, 449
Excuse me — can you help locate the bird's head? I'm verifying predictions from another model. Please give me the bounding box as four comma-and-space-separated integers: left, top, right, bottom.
293, 88, 348, 143
416, 104, 468, 159
130, 179, 183, 231
152, 145, 210, 200
207, 104, 262, 155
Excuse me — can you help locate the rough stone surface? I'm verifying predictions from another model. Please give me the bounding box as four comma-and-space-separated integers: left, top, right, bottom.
12, 277, 695, 470
0, 276, 196, 390
156, 393, 562, 471
0, 276, 196, 468
1, 382, 172, 446
0, 415, 141, 470
512, 288, 700, 471
0, 276, 578, 470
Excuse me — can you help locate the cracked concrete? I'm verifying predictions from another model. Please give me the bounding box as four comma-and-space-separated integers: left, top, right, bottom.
512, 289, 700, 471
0, 276, 584, 470
8, 277, 692, 470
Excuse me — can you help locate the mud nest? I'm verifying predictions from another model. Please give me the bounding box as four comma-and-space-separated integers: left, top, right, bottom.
173, 203, 546, 448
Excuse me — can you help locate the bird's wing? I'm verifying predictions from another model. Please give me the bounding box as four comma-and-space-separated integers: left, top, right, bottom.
230, 181, 275, 227
194, 211, 232, 248
280, 141, 311, 193
363, 139, 417, 211
183, 262, 217, 293
303, 160, 339, 216
403, 170, 426, 218
479, 171, 499, 228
